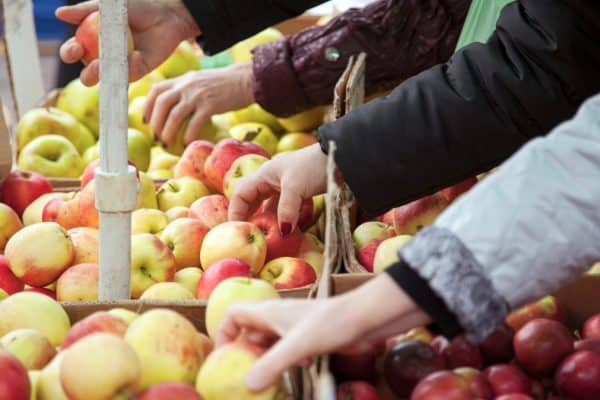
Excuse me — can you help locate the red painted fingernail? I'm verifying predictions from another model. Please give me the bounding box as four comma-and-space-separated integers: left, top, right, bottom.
280, 223, 292, 236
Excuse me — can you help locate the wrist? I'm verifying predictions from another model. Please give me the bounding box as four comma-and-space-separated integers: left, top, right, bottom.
234, 62, 255, 106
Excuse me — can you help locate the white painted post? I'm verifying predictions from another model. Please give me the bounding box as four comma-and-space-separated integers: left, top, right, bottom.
96, 0, 138, 300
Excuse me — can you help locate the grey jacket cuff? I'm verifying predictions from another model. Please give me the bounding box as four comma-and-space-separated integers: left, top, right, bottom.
399, 226, 510, 343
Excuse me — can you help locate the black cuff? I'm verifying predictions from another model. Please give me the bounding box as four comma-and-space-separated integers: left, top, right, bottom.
180, 0, 235, 55
386, 258, 463, 339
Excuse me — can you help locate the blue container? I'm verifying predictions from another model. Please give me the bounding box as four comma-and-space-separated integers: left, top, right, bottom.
33, 0, 68, 40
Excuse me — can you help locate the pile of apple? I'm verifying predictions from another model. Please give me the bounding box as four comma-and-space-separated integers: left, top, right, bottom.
329, 295, 600, 400
352, 177, 479, 273
0, 274, 296, 400
14, 10, 324, 181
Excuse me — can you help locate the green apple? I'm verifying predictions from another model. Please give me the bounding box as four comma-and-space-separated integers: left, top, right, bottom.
352, 221, 395, 251
230, 28, 283, 63
56, 78, 100, 137
128, 70, 165, 103
130, 233, 177, 298
229, 122, 278, 155
18, 135, 84, 178
127, 128, 151, 172
229, 103, 283, 133
128, 96, 154, 143
157, 41, 200, 78
148, 149, 179, 172
223, 154, 269, 199
82, 143, 99, 166
373, 235, 413, 274
276, 132, 318, 154
147, 169, 173, 180
174, 267, 203, 294
277, 106, 325, 133
165, 118, 219, 156
136, 172, 159, 209
205, 277, 279, 339
131, 208, 168, 235
16, 107, 95, 154
157, 177, 211, 211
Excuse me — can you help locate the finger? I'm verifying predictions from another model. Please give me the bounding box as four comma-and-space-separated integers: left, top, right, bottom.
143, 82, 172, 125
128, 50, 151, 85
277, 178, 303, 235
59, 38, 85, 64
215, 304, 278, 348
80, 60, 100, 86
228, 175, 277, 222
162, 102, 193, 146
55, 1, 98, 24
150, 91, 181, 139
184, 110, 212, 145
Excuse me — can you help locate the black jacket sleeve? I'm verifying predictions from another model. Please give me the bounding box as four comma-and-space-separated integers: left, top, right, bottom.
180, 0, 325, 54
318, 0, 600, 217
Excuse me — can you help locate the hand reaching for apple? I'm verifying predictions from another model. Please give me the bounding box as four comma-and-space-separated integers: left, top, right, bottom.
143, 63, 255, 147
56, 0, 201, 86
228, 143, 328, 234
215, 274, 429, 392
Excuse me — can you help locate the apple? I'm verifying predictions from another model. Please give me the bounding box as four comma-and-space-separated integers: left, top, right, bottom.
357, 238, 384, 273
352, 221, 395, 251
131, 208, 169, 235
174, 267, 203, 294
0, 255, 24, 295
331, 349, 379, 383
200, 221, 267, 274
383, 340, 446, 398
22, 192, 71, 226
296, 233, 324, 277
575, 338, 600, 353
204, 138, 270, 192
276, 132, 318, 154
495, 395, 534, 400
205, 277, 279, 339
130, 233, 177, 298
75, 10, 134, 64
136, 382, 202, 400
108, 308, 140, 325
229, 122, 278, 155
555, 350, 600, 399
37, 353, 68, 400
127, 128, 152, 172
125, 309, 205, 389
583, 313, 600, 340
387, 327, 435, 351
67, 227, 99, 264
61, 311, 128, 350
60, 333, 141, 400
276, 106, 325, 132
506, 296, 566, 331
0, 289, 7, 301
139, 282, 194, 300
0, 292, 70, 347
160, 218, 208, 269
157, 177, 211, 211
28, 370, 40, 400
259, 257, 316, 290
410, 371, 472, 400
56, 78, 100, 136
453, 367, 494, 399
0, 203, 23, 252
76, 178, 99, 228
23, 287, 57, 300
513, 318, 573, 376
196, 341, 283, 399
173, 140, 215, 181
5, 222, 74, 287
223, 153, 269, 199
392, 193, 450, 235
137, 171, 159, 209
56, 263, 99, 302
230, 27, 283, 62
15, 107, 95, 155
156, 41, 200, 78
128, 96, 154, 143
128, 70, 165, 103
196, 258, 252, 299
164, 112, 217, 156
147, 152, 180, 180
479, 324, 515, 364
0, 350, 30, 400
42, 196, 81, 230
0, 171, 53, 217
224, 102, 283, 133
17, 135, 84, 178
440, 177, 478, 203
0, 328, 57, 370
165, 206, 190, 221
441, 335, 483, 370
484, 364, 531, 396
189, 194, 229, 228
250, 212, 302, 262
373, 235, 413, 273
335, 381, 379, 400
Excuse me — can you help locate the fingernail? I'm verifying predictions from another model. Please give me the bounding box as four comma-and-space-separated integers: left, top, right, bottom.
245, 369, 264, 391
280, 223, 292, 236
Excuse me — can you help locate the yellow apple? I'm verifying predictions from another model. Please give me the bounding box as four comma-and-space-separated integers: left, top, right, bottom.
148, 151, 180, 175
229, 123, 278, 155
160, 218, 208, 269
148, 169, 174, 180
131, 208, 169, 235
17, 135, 84, 178
107, 308, 140, 325
165, 206, 189, 221
157, 41, 200, 78
130, 233, 177, 298
373, 235, 413, 274
296, 233, 324, 277
139, 282, 194, 300
0, 202, 23, 252
67, 227, 98, 264
352, 221, 395, 251
174, 267, 203, 294
37, 354, 69, 400
223, 153, 269, 199
1, 329, 57, 370
128, 96, 154, 143
0, 292, 70, 347
28, 370, 40, 400
56, 263, 99, 302
277, 106, 325, 132
136, 171, 159, 209
128, 70, 165, 103
22, 193, 72, 226
275, 132, 317, 154
157, 177, 211, 211
56, 79, 100, 137
205, 277, 279, 339
124, 309, 205, 389
227, 103, 284, 133
127, 128, 152, 172
230, 28, 284, 63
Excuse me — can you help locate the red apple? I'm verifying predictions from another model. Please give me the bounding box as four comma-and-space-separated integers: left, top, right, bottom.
357, 238, 384, 273
494, 395, 534, 400
0, 350, 30, 400
259, 257, 316, 290
196, 258, 252, 299
189, 194, 229, 229
506, 296, 566, 331
136, 382, 202, 400
555, 350, 600, 400
0, 255, 24, 294
331, 348, 379, 383
23, 287, 56, 300
442, 335, 483, 370
75, 11, 134, 65
454, 367, 493, 399
513, 318, 573, 376
440, 177, 478, 203
479, 324, 515, 364
574, 338, 600, 354
383, 340, 446, 398
582, 313, 600, 340
410, 371, 471, 400
0, 170, 52, 216
61, 311, 128, 349
484, 364, 531, 396
392, 193, 450, 235
173, 140, 215, 181
250, 212, 302, 261
336, 381, 379, 400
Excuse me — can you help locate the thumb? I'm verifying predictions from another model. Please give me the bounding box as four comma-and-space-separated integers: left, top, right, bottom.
55, 1, 99, 24
277, 179, 303, 236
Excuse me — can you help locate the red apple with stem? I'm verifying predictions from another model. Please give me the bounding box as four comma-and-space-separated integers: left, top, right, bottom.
0, 170, 52, 216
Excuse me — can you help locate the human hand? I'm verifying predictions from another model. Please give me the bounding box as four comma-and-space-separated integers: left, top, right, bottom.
143, 63, 254, 147
56, 0, 201, 86
215, 274, 429, 391
228, 143, 328, 233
